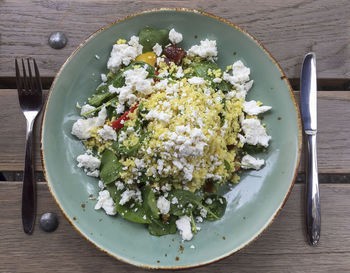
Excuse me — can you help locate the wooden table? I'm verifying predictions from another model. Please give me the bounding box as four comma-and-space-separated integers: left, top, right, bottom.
1, 1, 350, 272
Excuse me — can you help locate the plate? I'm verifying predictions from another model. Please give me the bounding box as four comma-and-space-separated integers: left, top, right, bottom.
41, 8, 301, 269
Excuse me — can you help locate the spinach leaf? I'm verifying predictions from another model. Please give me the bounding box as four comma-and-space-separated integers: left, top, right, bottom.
213, 80, 232, 93
148, 216, 177, 236
188, 61, 219, 79
202, 194, 227, 221
106, 106, 116, 120
138, 27, 170, 53
243, 144, 266, 154
170, 189, 203, 204
106, 184, 151, 224
141, 185, 159, 220
169, 189, 203, 216
100, 149, 122, 184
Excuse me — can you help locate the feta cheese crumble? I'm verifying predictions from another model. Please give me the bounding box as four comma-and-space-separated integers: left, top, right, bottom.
152, 43, 162, 56
187, 39, 217, 59
176, 216, 193, 241
188, 77, 205, 85
223, 60, 250, 84
145, 110, 171, 123
109, 67, 154, 106
157, 196, 170, 214
97, 124, 117, 141
95, 190, 116, 215
107, 36, 143, 72
242, 118, 271, 147
243, 100, 272, 116
72, 107, 107, 139
119, 189, 142, 205
169, 28, 183, 44
241, 154, 265, 170
77, 153, 101, 171
80, 104, 96, 116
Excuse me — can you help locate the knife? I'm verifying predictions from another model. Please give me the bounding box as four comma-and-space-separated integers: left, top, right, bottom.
300, 52, 321, 246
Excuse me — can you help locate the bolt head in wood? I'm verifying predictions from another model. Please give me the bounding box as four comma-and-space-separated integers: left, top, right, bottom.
48, 32, 67, 49
39, 212, 59, 232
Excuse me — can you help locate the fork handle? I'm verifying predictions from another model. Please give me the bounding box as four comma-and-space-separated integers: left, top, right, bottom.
22, 118, 36, 234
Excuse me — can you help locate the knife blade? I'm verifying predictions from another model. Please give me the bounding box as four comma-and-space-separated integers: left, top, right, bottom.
300, 52, 321, 246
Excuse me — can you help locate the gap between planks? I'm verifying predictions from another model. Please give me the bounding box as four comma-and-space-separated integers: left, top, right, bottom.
0, 182, 349, 273
1, 77, 350, 91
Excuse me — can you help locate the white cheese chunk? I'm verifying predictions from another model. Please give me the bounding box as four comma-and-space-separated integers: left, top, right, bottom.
188, 76, 205, 85
107, 35, 143, 73
157, 196, 170, 214
101, 73, 107, 82
243, 100, 272, 115
71, 107, 107, 139
97, 124, 117, 141
241, 154, 265, 170
119, 189, 142, 205
152, 43, 162, 56
176, 216, 193, 241
223, 60, 250, 85
124, 67, 153, 95
76, 153, 101, 171
188, 39, 217, 59
145, 110, 171, 123
80, 104, 96, 116
169, 28, 183, 44
86, 169, 99, 177
241, 118, 271, 147
95, 190, 116, 215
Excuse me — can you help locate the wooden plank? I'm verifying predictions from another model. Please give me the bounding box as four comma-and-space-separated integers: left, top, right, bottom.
1, 90, 349, 173
0, 90, 47, 171
0, 182, 349, 272
0, 0, 349, 78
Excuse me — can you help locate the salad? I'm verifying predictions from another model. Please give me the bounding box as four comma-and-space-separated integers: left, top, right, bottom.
71, 27, 272, 241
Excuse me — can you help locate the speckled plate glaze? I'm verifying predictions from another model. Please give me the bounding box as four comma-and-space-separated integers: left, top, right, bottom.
41, 8, 302, 269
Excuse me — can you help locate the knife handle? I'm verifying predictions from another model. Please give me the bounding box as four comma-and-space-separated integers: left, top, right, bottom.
305, 132, 321, 245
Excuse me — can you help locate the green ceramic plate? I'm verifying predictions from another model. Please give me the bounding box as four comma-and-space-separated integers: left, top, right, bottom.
41, 8, 301, 269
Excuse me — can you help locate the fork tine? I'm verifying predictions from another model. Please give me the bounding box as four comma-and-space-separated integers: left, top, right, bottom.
15, 59, 23, 93
21, 59, 29, 92
33, 59, 43, 94
27, 58, 35, 92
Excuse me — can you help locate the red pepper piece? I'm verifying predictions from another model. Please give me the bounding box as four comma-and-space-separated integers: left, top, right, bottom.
163, 45, 186, 65
111, 103, 138, 130
154, 70, 160, 83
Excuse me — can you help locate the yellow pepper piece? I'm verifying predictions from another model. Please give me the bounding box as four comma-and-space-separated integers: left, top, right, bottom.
135, 52, 157, 67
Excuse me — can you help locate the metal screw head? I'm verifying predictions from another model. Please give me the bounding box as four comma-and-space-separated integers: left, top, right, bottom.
39, 212, 59, 232
48, 32, 67, 49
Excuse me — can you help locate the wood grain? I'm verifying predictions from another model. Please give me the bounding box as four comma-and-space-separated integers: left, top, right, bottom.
1, 90, 349, 173
0, 0, 349, 78
0, 182, 349, 272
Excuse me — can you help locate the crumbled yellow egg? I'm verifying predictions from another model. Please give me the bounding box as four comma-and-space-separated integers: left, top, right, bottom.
116, 39, 127, 44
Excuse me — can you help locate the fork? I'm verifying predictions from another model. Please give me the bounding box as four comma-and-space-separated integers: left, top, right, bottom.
15, 58, 43, 234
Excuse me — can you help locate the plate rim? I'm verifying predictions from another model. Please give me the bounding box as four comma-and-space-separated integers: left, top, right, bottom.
40, 7, 302, 269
